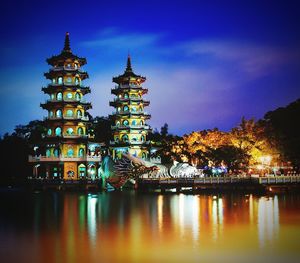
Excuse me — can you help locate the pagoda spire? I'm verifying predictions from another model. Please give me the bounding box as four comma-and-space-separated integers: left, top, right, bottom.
125, 54, 133, 73
63, 32, 71, 53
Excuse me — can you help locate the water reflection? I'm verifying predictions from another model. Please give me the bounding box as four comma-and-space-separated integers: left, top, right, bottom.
1, 191, 300, 263
87, 194, 98, 245
258, 196, 280, 247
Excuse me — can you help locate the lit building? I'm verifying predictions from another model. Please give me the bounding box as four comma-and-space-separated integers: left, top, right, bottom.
110, 56, 151, 159
29, 33, 101, 179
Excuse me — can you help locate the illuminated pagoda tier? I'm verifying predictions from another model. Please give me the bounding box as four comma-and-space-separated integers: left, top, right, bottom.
29, 33, 101, 180
110, 56, 151, 159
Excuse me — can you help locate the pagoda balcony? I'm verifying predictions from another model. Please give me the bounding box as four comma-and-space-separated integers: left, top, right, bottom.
110, 140, 150, 146
111, 85, 148, 95
41, 101, 92, 110
44, 98, 88, 103
111, 125, 151, 130
62, 134, 89, 139
112, 110, 148, 115
109, 98, 150, 107
46, 82, 88, 88
50, 66, 84, 72
29, 155, 101, 163
44, 134, 89, 140
42, 85, 91, 94
44, 70, 88, 79
44, 116, 89, 121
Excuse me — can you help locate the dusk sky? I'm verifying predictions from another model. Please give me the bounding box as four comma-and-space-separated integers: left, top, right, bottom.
1, 0, 300, 135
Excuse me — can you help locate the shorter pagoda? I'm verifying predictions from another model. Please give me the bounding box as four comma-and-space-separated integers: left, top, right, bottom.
109, 56, 151, 159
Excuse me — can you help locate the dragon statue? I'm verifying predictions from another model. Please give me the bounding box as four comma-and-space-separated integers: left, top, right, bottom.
100, 154, 201, 190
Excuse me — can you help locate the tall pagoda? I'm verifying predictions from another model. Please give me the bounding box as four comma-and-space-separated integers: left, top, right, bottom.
29, 33, 101, 180
110, 56, 151, 159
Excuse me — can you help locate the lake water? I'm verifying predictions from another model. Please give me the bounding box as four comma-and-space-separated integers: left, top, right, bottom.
0, 190, 300, 263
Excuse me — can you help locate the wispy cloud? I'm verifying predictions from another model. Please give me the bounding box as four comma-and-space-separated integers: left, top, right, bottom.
179, 40, 300, 78
81, 28, 162, 50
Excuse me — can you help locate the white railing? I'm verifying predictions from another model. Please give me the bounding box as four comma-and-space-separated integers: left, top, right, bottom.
111, 125, 150, 130
45, 99, 87, 103
29, 155, 101, 162
110, 140, 150, 145
63, 134, 89, 138
45, 116, 89, 121
112, 97, 143, 102
112, 110, 148, 115
51, 66, 84, 72
50, 82, 82, 86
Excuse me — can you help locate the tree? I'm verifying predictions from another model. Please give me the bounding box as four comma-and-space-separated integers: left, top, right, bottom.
160, 123, 169, 138
90, 116, 112, 144
263, 98, 300, 167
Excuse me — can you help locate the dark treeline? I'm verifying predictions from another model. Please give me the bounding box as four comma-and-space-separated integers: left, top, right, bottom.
1, 99, 299, 185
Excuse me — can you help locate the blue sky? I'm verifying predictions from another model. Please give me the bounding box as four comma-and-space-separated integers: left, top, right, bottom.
1, 0, 300, 135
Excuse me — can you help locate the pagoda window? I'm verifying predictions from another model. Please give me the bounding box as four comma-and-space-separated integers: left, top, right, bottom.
140, 120, 144, 126
56, 92, 62, 100
124, 93, 129, 99
66, 93, 73, 99
67, 147, 74, 157
53, 148, 60, 157
66, 128, 74, 135
141, 135, 145, 142
116, 121, 120, 126
78, 148, 84, 157
117, 107, 121, 112
52, 78, 56, 84
66, 109, 73, 117
123, 120, 129, 126
75, 77, 80, 85
132, 120, 136, 126
77, 127, 84, 135
75, 92, 81, 101
50, 94, 55, 100
74, 64, 78, 69
56, 109, 62, 118
67, 63, 71, 68
77, 110, 82, 118
132, 136, 137, 142
55, 127, 62, 136
49, 111, 54, 118
67, 77, 72, 83
47, 129, 52, 136
142, 152, 146, 159
46, 149, 51, 157
122, 134, 129, 142
123, 105, 129, 112
58, 77, 63, 84
132, 106, 137, 112
78, 165, 86, 177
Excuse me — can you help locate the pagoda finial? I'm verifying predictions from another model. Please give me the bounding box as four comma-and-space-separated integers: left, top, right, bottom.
63, 32, 71, 52
125, 54, 132, 72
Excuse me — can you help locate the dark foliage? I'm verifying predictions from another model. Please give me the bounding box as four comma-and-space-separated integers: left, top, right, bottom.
263, 98, 300, 166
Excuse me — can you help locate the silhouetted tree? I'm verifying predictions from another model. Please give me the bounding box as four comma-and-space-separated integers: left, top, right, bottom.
263, 98, 300, 167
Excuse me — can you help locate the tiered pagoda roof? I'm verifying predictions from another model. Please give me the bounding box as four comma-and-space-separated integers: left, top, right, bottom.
112, 56, 146, 84
46, 33, 87, 66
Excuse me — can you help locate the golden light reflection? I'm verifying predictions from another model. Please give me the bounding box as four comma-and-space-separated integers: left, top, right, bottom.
87, 194, 98, 245
258, 195, 280, 248
5, 192, 299, 263
157, 195, 163, 234
192, 196, 200, 242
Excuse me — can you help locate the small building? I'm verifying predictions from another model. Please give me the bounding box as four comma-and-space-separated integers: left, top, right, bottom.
109, 56, 151, 160
29, 33, 101, 180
